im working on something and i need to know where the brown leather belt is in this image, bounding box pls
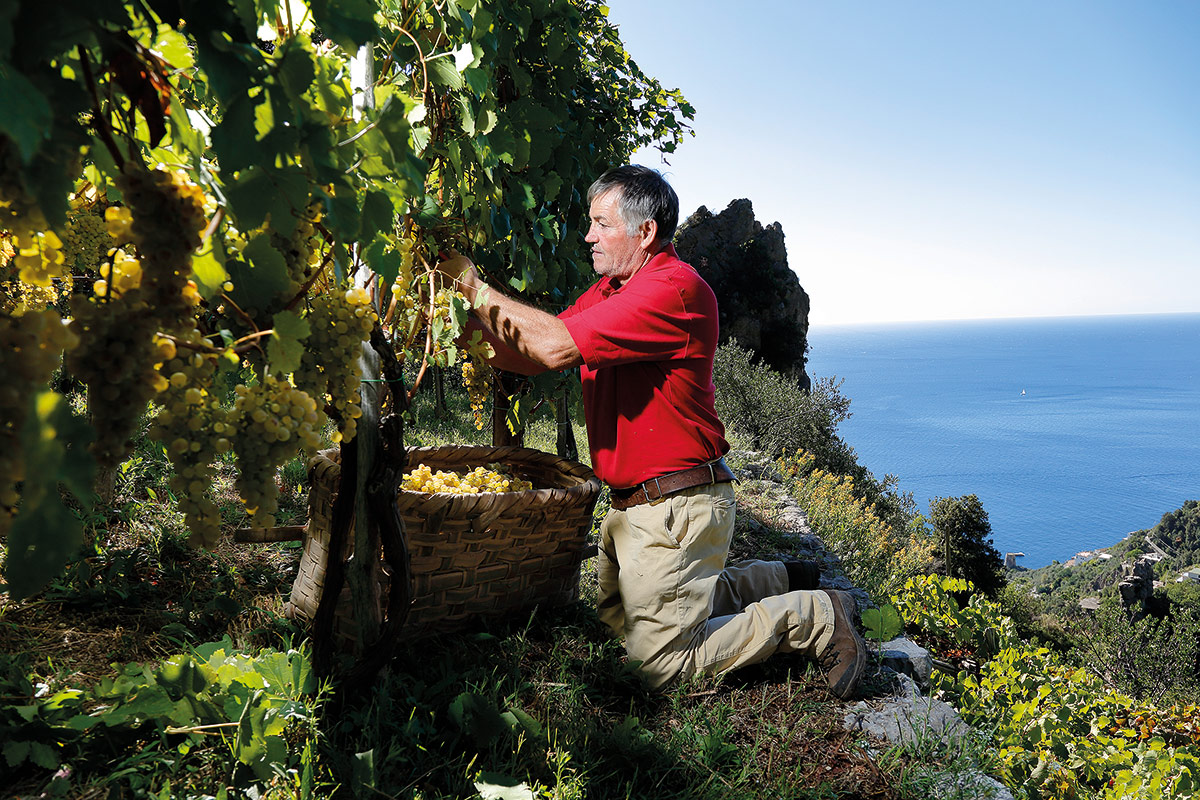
[608,458,735,511]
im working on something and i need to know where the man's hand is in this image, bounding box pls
[436,249,481,298]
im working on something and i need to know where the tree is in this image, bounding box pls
[929,494,1006,596]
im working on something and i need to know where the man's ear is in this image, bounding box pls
[637,218,658,249]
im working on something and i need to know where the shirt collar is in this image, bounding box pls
[598,244,679,297]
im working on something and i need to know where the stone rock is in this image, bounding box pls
[674,199,811,389]
[844,674,968,745]
[845,673,1014,799]
[1118,557,1156,609]
[880,637,934,688]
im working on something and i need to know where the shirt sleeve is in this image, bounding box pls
[561,267,702,369]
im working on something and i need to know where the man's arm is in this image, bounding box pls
[443,254,584,373]
[462,317,548,376]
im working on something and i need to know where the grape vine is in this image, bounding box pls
[0,0,693,603]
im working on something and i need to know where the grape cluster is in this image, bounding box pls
[114,167,206,317]
[294,287,375,443]
[61,210,110,272]
[229,376,322,530]
[1,244,63,314]
[0,308,79,536]
[460,359,491,431]
[388,238,420,340]
[147,330,229,547]
[270,201,323,304]
[8,231,66,287]
[91,248,143,299]
[66,167,208,467]
[66,290,164,466]
[401,463,533,494]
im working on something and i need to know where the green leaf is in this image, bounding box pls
[501,707,543,740]
[155,28,195,70]
[359,189,395,241]
[192,235,229,300]
[4,392,94,600]
[241,233,291,300]
[277,43,317,99]
[504,395,528,437]
[28,741,59,770]
[362,234,401,286]
[3,740,30,768]
[861,604,904,644]
[308,0,379,50]
[210,94,268,173]
[268,310,311,376]
[426,55,464,91]
[448,692,509,747]
[474,773,535,800]
[351,749,376,793]
[0,70,51,161]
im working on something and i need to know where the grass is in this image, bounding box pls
[0,381,987,799]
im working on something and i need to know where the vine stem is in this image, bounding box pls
[164,722,239,735]
[77,46,125,169]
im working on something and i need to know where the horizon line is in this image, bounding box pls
[809,309,1200,329]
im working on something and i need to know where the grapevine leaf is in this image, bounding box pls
[308,0,379,50]
[504,395,528,437]
[167,94,206,161]
[267,310,310,376]
[27,742,59,770]
[474,773,535,800]
[192,235,229,300]
[4,392,94,601]
[239,233,291,299]
[154,28,194,70]
[861,604,904,644]
[362,234,401,286]
[0,70,52,161]
[277,43,317,98]
[359,189,395,241]
[448,692,508,747]
[3,740,30,768]
[426,55,464,91]
[211,94,268,173]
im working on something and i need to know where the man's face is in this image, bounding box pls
[585,189,649,281]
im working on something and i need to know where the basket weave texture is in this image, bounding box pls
[287,445,602,643]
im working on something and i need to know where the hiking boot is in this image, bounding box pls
[817,590,867,699]
[784,559,820,591]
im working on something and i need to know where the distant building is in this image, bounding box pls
[1176,569,1200,584]
[1004,552,1025,569]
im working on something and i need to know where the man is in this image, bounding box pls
[442,165,866,697]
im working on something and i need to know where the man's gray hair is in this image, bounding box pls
[587,165,679,245]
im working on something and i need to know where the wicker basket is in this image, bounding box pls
[286,445,602,645]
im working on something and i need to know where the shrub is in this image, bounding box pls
[777,450,933,601]
[713,343,849,465]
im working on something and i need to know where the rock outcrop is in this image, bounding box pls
[1118,556,1157,612]
[674,199,811,389]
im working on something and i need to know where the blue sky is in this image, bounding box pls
[607,1,1200,325]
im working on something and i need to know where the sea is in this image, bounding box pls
[803,312,1200,568]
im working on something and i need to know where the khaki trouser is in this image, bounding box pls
[597,482,837,688]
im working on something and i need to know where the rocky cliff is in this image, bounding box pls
[674,199,811,389]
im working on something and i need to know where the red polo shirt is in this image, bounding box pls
[559,245,728,489]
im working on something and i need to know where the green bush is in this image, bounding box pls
[777,450,933,601]
[713,342,850,466]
